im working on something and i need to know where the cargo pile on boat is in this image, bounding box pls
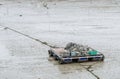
[63,42,99,57]
[48,42,104,64]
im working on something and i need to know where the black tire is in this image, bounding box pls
[54,56,59,60]
[58,59,64,64]
[53,55,57,60]
[101,55,105,61]
[48,50,53,57]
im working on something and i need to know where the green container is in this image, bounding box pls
[88,50,98,55]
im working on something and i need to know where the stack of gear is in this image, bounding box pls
[64,42,98,56]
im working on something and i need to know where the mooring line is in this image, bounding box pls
[79,63,100,79]
[1,26,55,48]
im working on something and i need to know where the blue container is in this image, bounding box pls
[63,58,72,62]
[79,58,88,61]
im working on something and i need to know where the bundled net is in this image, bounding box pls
[64,42,93,56]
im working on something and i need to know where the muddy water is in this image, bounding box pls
[0,0,120,79]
